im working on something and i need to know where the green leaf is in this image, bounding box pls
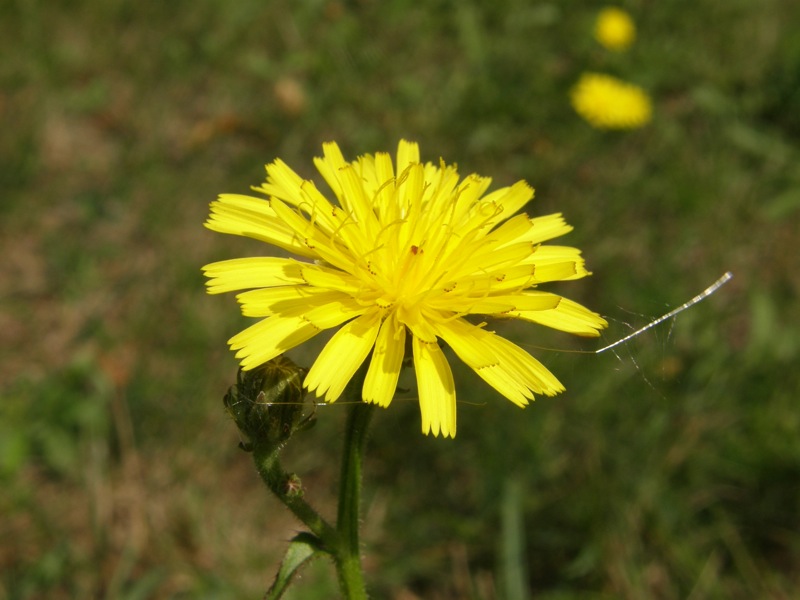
[265,532,325,600]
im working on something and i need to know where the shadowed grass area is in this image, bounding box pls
[2,0,799,598]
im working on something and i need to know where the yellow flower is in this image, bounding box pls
[594,7,636,51]
[203,141,606,438]
[571,72,652,129]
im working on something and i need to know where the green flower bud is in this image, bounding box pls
[223,355,315,452]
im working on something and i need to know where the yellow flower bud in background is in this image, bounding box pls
[571,72,652,129]
[594,7,636,51]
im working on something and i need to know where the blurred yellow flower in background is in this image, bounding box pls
[594,7,636,51]
[203,141,606,437]
[571,72,652,129]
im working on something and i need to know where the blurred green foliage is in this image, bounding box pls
[1,0,799,598]
[1,355,111,479]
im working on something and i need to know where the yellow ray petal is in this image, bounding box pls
[256,158,306,206]
[203,257,304,294]
[484,213,539,246]
[396,139,420,176]
[300,264,363,295]
[229,315,321,370]
[462,242,537,276]
[371,151,397,220]
[301,297,366,329]
[305,311,382,401]
[236,287,354,318]
[205,194,313,257]
[337,164,381,243]
[487,333,565,395]
[479,180,535,226]
[497,213,575,245]
[522,245,585,265]
[511,296,607,336]
[436,318,564,402]
[434,319,529,404]
[363,314,406,407]
[413,336,456,438]
[531,261,588,283]
[256,174,347,242]
[312,142,348,204]
[432,292,561,315]
[447,174,493,222]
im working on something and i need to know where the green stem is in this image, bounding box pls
[335,401,374,599]
[252,362,375,599]
[252,445,338,550]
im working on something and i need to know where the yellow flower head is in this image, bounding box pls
[203,141,607,438]
[594,7,636,51]
[571,72,652,129]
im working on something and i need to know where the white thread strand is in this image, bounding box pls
[596,271,733,354]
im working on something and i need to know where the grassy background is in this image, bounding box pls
[2,0,800,598]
